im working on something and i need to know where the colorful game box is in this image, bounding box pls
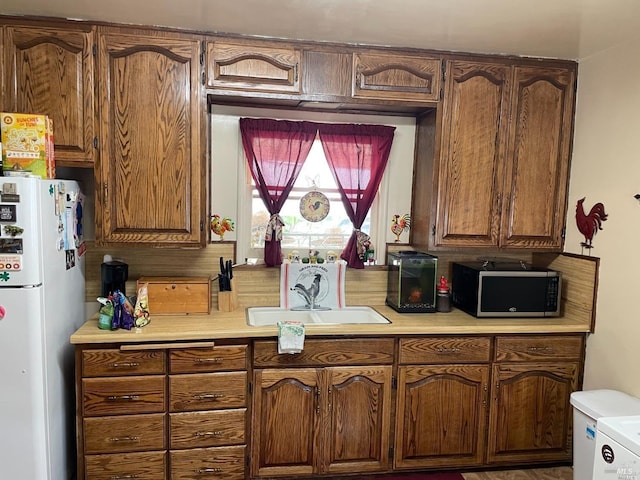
[1,113,55,178]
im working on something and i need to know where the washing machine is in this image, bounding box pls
[593,415,640,479]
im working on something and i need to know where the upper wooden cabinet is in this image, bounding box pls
[352,52,442,103]
[96,28,206,246]
[206,41,301,94]
[413,60,575,250]
[500,66,575,249]
[2,23,96,166]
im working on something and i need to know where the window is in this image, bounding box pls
[210,105,415,267]
[249,138,372,256]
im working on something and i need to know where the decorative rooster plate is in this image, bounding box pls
[300,191,330,222]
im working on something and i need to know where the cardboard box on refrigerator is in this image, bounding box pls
[0,113,55,178]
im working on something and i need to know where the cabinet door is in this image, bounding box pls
[501,66,575,249]
[3,24,96,166]
[353,52,441,103]
[395,365,489,469]
[97,29,206,246]
[433,61,512,248]
[323,366,392,475]
[487,362,578,464]
[207,41,301,93]
[251,368,321,478]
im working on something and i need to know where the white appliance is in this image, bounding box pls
[593,415,640,479]
[571,390,640,480]
[0,177,85,480]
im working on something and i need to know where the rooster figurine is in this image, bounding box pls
[391,214,411,242]
[211,214,235,241]
[575,197,608,253]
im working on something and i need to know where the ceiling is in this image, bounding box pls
[2,0,640,60]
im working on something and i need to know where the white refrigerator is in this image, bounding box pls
[0,177,86,480]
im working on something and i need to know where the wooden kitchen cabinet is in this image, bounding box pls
[352,52,442,103]
[96,27,207,246]
[2,21,96,167]
[76,342,249,480]
[500,66,575,249]
[413,60,576,250]
[251,338,394,477]
[168,344,249,480]
[78,348,168,480]
[428,60,512,248]
[206,40,301,94]
[486,335,584,465]
[395,337,491,469]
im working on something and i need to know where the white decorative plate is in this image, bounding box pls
[299,191,330,222]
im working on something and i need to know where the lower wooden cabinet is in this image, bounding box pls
[395,337,491,469]
[76,342,249,480]
[486,335,583,465]
[252,366,393,477]
[251,338,394,478]
[76,334,584,478]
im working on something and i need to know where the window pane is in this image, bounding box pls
[250,139,371,254]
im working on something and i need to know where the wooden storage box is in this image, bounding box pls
[137,276,211,315]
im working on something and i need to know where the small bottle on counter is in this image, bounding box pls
[436,276,451,313]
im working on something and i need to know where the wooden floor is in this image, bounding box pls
[462,466,573,480]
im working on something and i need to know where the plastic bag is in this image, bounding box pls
[134,283,150,327]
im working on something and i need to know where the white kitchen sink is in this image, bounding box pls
[246,306,390,326]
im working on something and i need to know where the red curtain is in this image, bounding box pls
[240,118,317,266]
[317,123,395,269]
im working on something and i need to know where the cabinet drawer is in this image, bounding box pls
[82,349,166,376]
[84,413,166,454]
[353,52,442,103]
[169,372,247,411]
[171,445,246,480]
[207,41,301,93]
[399,337,492,364]
[83,376,166,416]
[85,451,166,480]
[170,408,246,449]
[495,335,584,362]
[253,338,395,367]
[170,345,248,373]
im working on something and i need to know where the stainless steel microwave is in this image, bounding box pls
[451,261,561,318]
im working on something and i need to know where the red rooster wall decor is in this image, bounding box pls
[391,214,411,242]
[575,197,608,253]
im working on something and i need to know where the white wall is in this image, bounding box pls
[210,105,416,262]
[567,36,640,396]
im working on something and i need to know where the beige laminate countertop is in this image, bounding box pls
[70,305,591,344]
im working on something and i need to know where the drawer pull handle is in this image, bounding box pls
[195,357,224,363]
[107,395,140,402]
[110,435,140,443]
[110,362,140,368]
[528,346,553,352]
[194,431,223,437]
[435,348,460,354]
[194,393,224,400]
[195,467,223,474]
[110,475,139,480]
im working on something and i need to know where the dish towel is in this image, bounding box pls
[278,320,305,354]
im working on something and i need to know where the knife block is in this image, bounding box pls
[218,279,238,312]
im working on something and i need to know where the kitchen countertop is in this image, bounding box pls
[70,305,591,344]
